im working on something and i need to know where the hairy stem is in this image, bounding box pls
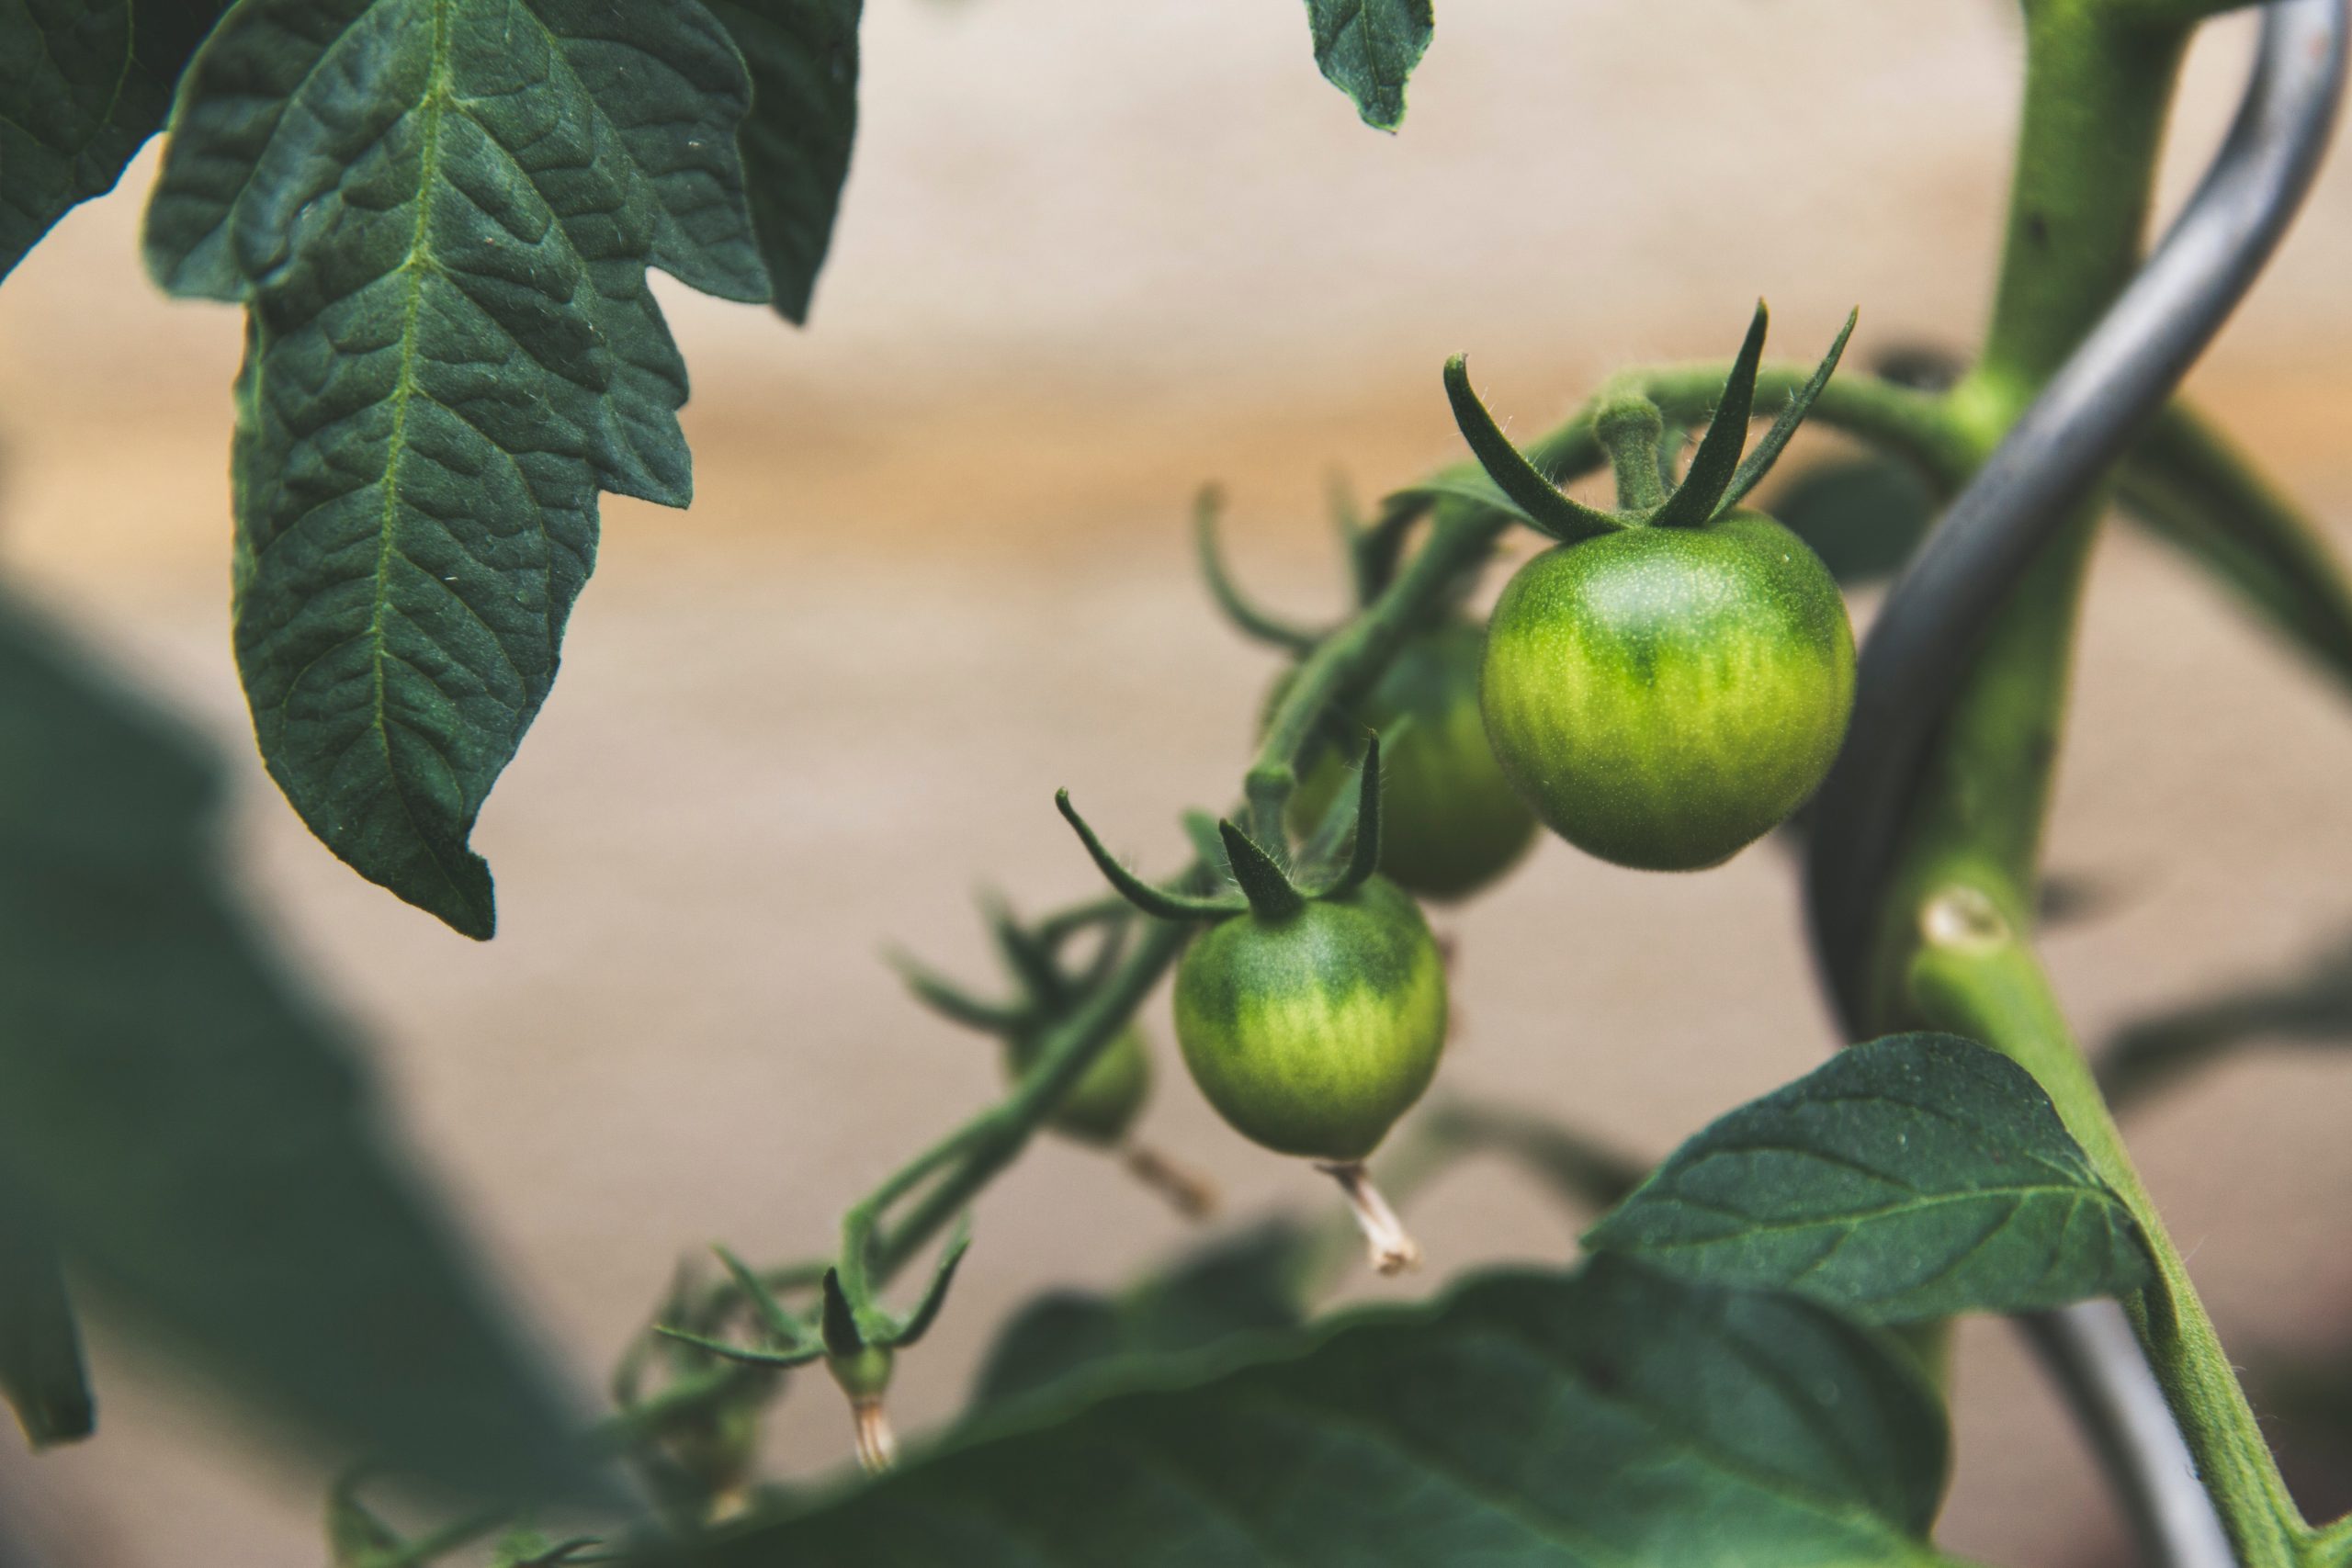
[1860,5,2310,1561]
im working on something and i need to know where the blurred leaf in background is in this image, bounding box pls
[700,1258,1954,1566]
[0,589,595,1503]
[969,1220,1309,1410]
[2099,921,2352,1110]
[1770,452,1941,586]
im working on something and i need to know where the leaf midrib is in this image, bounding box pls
[367,0,467,904]
[1629,1174,2118,1247]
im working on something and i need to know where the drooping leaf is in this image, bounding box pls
[0,588,594,1501]
[142,0,772,938]
[0,1183,91,1449]
[1587,1034,2149,1323]
[0,0,228,280]
[705,0,862,323]
[970,1221,1308,1409]
[1770,453,1940,585]
[2120,400,2352,704]
[698,1258,1953,1566]
[1304,0,1433,132]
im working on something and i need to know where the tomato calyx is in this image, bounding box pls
[1445,299,1859,545]
[1057,731,1387,926]
[650,1226,972,1474]
[1065,745,1448,1276]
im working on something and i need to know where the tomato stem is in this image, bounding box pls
[1317,1160,1421,1276]
[1121,1143,1219,1221]
[1850,5,2313,1561]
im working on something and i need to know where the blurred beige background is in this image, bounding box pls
[3,2,2352,1562]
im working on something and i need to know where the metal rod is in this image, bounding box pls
[1807,0,2346,1011]
[1802,6,2346,1565]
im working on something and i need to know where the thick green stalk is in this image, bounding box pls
[1863,6,2308,1561]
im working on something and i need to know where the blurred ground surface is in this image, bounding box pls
[3,3,2352,1563]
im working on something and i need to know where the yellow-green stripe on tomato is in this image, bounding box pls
[1172,877,1446,1161]
[1480,510,1855,872]
[1284,620,1539,901]
[1007,1023,1151,1147]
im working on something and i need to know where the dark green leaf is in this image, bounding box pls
[0,1184,91,1448]
[1770,454,1939,584]
[1305,0,1432,132]
[703,1258,1952,1566]
[0,588,594,1500]
[970,1221,1308,1409]
[142,0,771,937]
[2120,400,2352,703]
[0,0,228,280]
[1588,1034,2149,1322]
[706,0,862,324]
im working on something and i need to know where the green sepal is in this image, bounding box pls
[819,1268,865,1359]
[1195,487,1322,654]
[1721,309,1860,516]
[1651,301,1770,529]
[1057,792,1245,922]
[1442,358,1626,544]
[715,1245,820,1357]
[1384,469,1536,524]
[883,948,1027,1034]
[1292,717,1410,873]
[651,1325,822,1371]
[1310,731,1384,899]
[980,891,1064,1011]
[1216,821,1307,920]
[890,1216,972,1349]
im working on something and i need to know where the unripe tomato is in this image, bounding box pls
[1008,1023,1150,1147]
[662,1400,761,1498]
[1283,620,1539,901]
[1172,877,1446,1161]
[1480,511,1854,871]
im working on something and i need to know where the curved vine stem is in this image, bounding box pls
[621,346,1978,1487]
[1805,2,2346,1563]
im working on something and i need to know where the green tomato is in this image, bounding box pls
[1172,877,1446,1162]
[1008,1022,1150,1147]
[1283,620,1540,902]
[662,1399,761,1498]
[1480,510,1855,872]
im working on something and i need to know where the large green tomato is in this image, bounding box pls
[1172,877,1446,1162]
[1283,620,1539,901]
[1480,511,1854,872]
[1008,1023,1149,1147]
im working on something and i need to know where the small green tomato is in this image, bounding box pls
[1480,509,1855,871]
[1007,1022,1150,1147]
[1283,620,1540,901]
[1172,876,1446,1163]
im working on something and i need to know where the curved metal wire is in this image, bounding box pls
[1802,4,2346,1564]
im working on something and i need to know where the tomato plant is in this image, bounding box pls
[5,1,2352,1566]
